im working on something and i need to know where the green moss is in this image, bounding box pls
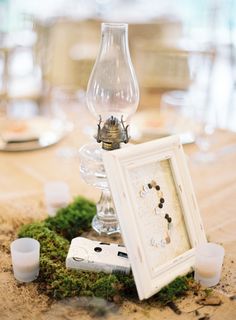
[155,275,191,305]
[18,197,136,300]
[44,196,96,241]
[91,275,119,300]
[204,288,213,296]
[18,222,69,260]
[17,196,193,304]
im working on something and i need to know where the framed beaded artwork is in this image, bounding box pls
[103,135,206,300]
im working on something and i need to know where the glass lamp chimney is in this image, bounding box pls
[86,23,139,150]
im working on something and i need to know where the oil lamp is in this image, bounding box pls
[79,22,139,235]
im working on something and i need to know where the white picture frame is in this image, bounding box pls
[102,135,206,300]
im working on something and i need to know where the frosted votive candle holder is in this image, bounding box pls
[10,237,40,282]
[44,181,70,216]
[194,242,225,287]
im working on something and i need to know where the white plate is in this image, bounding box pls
[130,110,195,145]
[0,117,72,152]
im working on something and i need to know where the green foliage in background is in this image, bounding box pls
[18,196,192,303]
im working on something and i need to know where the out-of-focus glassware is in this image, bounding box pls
[191,97,216,163]
[160,90,188,130]
[160,90,195,144]
[44,180,70,217]
[188,49,217,164]
[80,22,139,235]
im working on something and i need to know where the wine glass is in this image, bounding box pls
[160,90,195,144]
[188,44,217,163]
[190,92,216,163]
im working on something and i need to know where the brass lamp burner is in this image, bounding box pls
[96,115,129,151]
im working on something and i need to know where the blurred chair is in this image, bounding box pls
[35,18,100,93]
[132,42,191,90]
[128,19,190,109]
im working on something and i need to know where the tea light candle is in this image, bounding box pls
[44,181,70,216]
[10,238,40,282]
[194,242,225,287]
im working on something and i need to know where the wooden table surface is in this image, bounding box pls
[0,110,236,320]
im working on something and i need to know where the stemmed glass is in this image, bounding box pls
[188,47,217,163]
[189,62,217,164]
[192,108,216,163]
[160,90,195,144]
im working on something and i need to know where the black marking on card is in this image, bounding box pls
[117,251,128,258]
[73,257,84,262]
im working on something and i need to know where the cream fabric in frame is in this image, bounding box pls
[103,135,206,300]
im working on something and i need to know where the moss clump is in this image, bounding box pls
[18,222,69,260]
[204,287,213,297]
[19,222,136,299]
[18,196,137,300]
[18,196,193,303]
[155,275,191,305]
[45,196,96,241]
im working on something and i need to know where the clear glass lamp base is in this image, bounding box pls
[79,143,120,235]
[93,190,120,235]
